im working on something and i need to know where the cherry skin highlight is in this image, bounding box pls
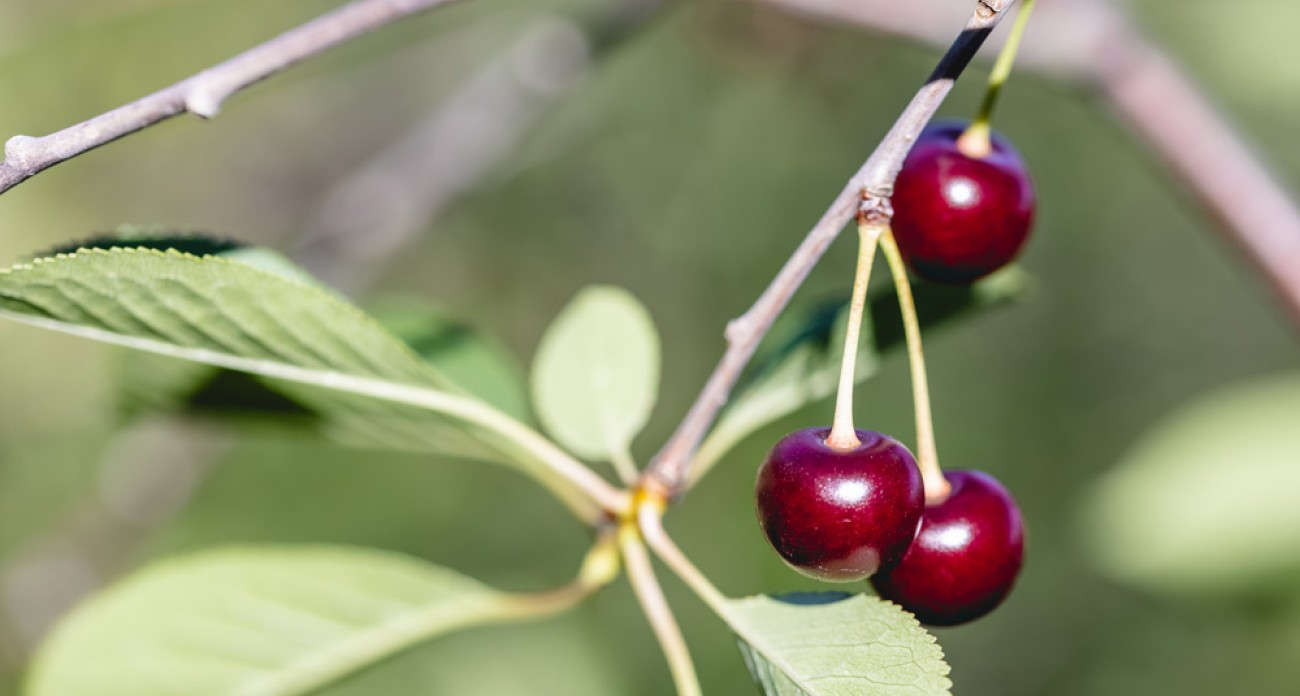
[891,120,1035,283]
[870,470,1024,626]
[755,428,924,582]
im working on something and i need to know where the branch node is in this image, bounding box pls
[184,80,223,120]
[977,1,997,20]
[3,136,38,169]
[858,191,894,226]
[724,316,750,343]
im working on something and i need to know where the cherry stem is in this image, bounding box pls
[878,229,951,504]
[826,222,886,450]
[620,513,703,696]
[957,0,1037,158]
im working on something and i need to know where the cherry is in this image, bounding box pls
[755,427,924,582]
[870,470,1024,626]
[890,120,1035,284]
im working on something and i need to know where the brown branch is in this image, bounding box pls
[759,0,1300,325]
[1091,22,1300,326]
[641,0,1018,500]
[760,0,1107,77]
[0,0,464,197]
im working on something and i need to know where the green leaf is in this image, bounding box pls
[368,297,531,423]
[26,546,584,696]
[531,286,660,463]
[1082,372,1300,597]
[693,268,1028,485]
[107,238,325,422]
[726,593,951,695]
[0,248,601,520]
[121,297,531,428]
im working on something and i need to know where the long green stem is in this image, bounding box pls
[878,231,950,504]
[620,517,703,696]
[826,222,885,450]
[958,0,1038,157]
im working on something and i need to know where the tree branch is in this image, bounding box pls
[758,0,1300,325]
[1090,21,1300,326]
[0,0,464,197]
[641,0,1018,499]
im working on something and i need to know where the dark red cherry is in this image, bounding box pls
[755,427,924,582]
[870,470,1024,626]
[891,120,1035,283]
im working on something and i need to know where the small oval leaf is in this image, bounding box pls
[1082,373,1300,597]
[531,286,661,462]
[726,592,951,695]
[26,546,581,696]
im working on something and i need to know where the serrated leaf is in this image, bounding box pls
[121,296,531,428]
[0,248,600,520]
[1082,372,1300,597]
[531,286,660,462]
[725,593,951,695]
[693,268,1028,485]
[26,546,584,696]
[32,228,246,259]
[108,238,325,422]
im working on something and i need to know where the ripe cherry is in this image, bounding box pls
[870,470,1024,626]
[891,120,1035,283]
[755,427,924,582]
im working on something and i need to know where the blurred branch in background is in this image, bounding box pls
[761,0,1300,327]
[0,0,666,660]
[293,0,664,293]
[292,17,594,293]
[0,0,464,197]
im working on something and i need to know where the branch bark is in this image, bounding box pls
[641,0,1018,500]
[0,0,463,197]
[759,0,1300,325]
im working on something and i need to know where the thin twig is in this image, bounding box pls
[642,0,1017,499]
[0,0,464,197]
[759,0,1300,325]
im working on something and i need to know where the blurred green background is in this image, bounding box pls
[0,0,1298,694]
